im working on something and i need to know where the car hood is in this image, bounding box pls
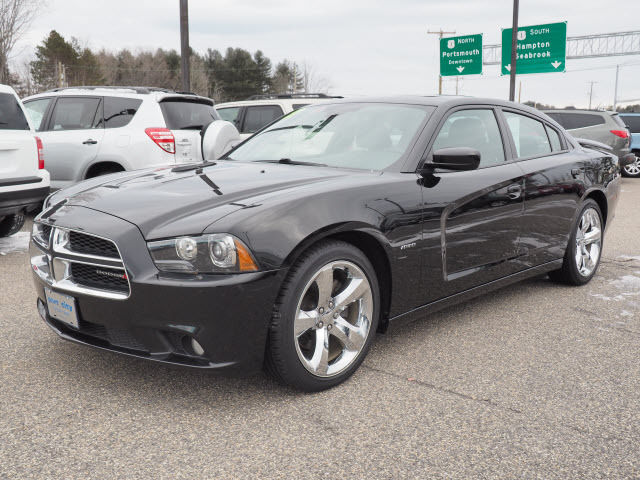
[57,161,349,239]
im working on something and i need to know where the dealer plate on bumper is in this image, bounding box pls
[44,288,79,329]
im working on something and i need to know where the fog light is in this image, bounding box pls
[191,338,205,356]
[37,299,47,321]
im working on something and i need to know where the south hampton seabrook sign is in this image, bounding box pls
[501,22,567,75]
[440,34,483,76]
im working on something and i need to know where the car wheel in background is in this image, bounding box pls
[265,240,380,391]
[0,213,26,238]
[622,154,640,177]
[549,199,603,285]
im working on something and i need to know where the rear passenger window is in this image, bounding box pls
[432,109,505,167]
[50,97,101,130]
[217,107,241,124]
[103,97,142,128]
[24,98,52,131]
[548,112,605,130]
[504,112,551,158]
[243,105,284,133]
[546,126,563,151]
[0,93,30,130]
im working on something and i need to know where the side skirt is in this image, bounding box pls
[387,259,563,329]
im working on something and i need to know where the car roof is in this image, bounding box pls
[23,86,213,104]
[544,109,616,116]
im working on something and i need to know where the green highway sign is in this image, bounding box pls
[440,34,483,77]
[501,22,567,75]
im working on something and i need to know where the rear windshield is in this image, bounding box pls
[159,99,219,130]
[0,92,30,130]
[620,115,640,133]
[545,112,605,130]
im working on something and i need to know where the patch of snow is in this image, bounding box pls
[0,232,30,255]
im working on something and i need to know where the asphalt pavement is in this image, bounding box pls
[1,180,639,479]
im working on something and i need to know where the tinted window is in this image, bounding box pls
[546,112,605,130]
[242,105,284,133]
[432,109,505,167]
[0,93,30,130]
[50,97,101,130]
[159,99,219,130]
[229,103,433,171]
[23,98,52,131]
[546,125,563,151]
[217,107,241,124]
[620,115,640,134]
[504,112,551,158]
[103,96,142,128]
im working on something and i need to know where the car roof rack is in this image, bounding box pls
[45,86,197,95]
[244,93,343,100]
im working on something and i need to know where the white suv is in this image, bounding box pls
[215,94,343,140]
[23,87,223,190]
[0,84,49,237]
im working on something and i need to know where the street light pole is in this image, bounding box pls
[180,0,190,92]
[428,28,456,95]
[508,0,519,101]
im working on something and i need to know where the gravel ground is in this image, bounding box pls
[1,179,639,479]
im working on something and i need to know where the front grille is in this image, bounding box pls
[41,224,52,243]
[79,321,148,352]
[69,231,119,258]
[70,263,129,293]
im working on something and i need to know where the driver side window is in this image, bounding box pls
[433,109,505,167]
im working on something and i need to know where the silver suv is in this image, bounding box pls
[23,86,223,190]
[544,109,631,173]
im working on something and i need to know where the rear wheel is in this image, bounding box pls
[265,241,379,391]
[622,153,640,177]
[0,213,25,238]
[549,199,603,285]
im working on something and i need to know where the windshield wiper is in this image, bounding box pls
[255,158,327,167]
[172,160,217,172]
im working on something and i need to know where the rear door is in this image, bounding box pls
[159,97,219,164]
[38,96,104,189]
[0,91,37,182]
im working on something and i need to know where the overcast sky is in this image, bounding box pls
[11,0,640,108]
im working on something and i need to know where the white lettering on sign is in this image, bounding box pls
[530,27,550,36]
[517,42,551,51]
[441,49,480,58]
[456,37,475,44]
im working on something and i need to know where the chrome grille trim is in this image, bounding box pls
[31,223,131,300]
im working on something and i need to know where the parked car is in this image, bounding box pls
[22,86,227,190]
[31,96,620,391]
[617,113,640,177]
[215,93,343,140]
[543,109,632,175]
[0,84,49,237]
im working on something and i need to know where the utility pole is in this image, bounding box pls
[613,65,620,111]
[455,76,459,95]
[518,81,522,103]
[588,81,598,109]
[508,0,519,101]
[179,0,190,92]
[56,61,65,88]
[428,28,456,95]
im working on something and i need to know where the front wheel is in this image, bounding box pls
[549,199,603,285]
[265,241,380,391]
[622,154,640,178]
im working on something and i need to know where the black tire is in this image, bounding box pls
[622,154,640,178]
[265,240,380,392]
[548,199,603,285]
[0,213,26,238]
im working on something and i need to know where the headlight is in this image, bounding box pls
[147,234,258,274]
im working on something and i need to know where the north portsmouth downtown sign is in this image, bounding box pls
[440,34,483,77]
[501,22,567,75]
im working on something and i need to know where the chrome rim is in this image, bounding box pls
[575,207,602,277]
[294,261,373,378]
[624,156,640,176]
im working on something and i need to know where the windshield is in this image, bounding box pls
[227,102,434,170]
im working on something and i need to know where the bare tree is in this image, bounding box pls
[0,0,42,83]
[301,61,332,94]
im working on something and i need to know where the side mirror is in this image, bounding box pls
[201,120,242,161]
[422,147,481,172]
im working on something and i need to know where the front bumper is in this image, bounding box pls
[30,204,285,374]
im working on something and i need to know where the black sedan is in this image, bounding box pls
[30,96,621,391]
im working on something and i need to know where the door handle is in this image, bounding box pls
[82,139,98,145]
[507,184,522,200]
